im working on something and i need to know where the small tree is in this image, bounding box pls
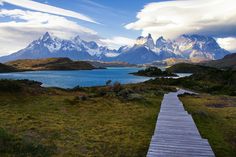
[106,80,112,86]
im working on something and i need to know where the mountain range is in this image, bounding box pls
[0,32,230,64]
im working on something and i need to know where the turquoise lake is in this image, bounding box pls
[0,67,150,88]
[0,67,191,88]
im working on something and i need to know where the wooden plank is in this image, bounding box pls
[146,89,215,157]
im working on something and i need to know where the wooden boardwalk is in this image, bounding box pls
[147,89,215,157]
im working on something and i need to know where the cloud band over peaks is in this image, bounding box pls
[125,0,236,40]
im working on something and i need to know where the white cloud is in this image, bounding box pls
[125,0,236,40]
[0,9,99,56]
[217,37,236,52]
[0,0,3,5]
[100,36,135,49]
[2,0,97,23]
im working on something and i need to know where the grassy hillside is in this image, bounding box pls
[0,79,174,157]
[0,63,18,73]
[180,94,236,157]
[166,53,236,73]
[201,53,236,70]
[149,68,236,95]
[166,63,216,73]
[6,58,96,71]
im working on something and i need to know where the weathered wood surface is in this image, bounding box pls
[147,89,215,157]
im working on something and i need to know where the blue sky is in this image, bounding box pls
[0,0,236,55]
[2,0,162,38]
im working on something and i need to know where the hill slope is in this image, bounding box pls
[0,63,18,73]
[166,63,217,73]
[201,53,236,70]
[6,58,96,71]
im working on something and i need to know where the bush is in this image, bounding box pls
[95,87,110,97]
[112,81,122,93]
[117,88,134,99]
[72,85,81,91]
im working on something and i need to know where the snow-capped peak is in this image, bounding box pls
[156,36,167,47]
[40,32,53,42]
[73,35,82,44]
[135,33,154,49]
[146,33,155,49]
[0,32,230,64]
[135,36,146,45]
[118,45,130,52]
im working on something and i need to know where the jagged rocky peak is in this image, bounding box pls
[26,32,56,50]
[40,32,53,41]
[85,41,99,49]
[118,45,130,53]
[146,33,155,49]
[156,36,165,42]
[179,34,215,44]
[135,36,146,45]
[135,33,154,49]
[182,34,209,40]
[177,34,221,50]
[0,32,230,64]
[73,35,82,44]
[147,33,152,38]
[156,36,167,48]
[42,31,50,38]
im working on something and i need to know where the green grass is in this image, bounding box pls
[180,94,236,157]
[0,82,165,157]
[0,128,55,157]
[4,78,236,156]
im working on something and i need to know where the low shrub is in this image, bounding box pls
[117,88,134,99]
[112,81,122,93]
